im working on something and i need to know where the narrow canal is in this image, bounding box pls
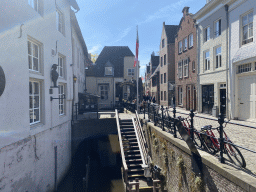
[57,135,125,192]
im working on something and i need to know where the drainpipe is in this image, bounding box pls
[225,5,229,119]
[195,23,200,112]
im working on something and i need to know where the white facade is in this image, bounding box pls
[0,0,84,191]
[194,0,230,116]
[229,0,256,121]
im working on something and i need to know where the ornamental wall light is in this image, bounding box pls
[73,75,77,83]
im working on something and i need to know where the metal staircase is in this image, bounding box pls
[116,110,159,192]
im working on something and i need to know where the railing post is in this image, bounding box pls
[76,103,78,120]
[173,97,177,138]
[189,109,194,141]
[148,102,150,118]
[219,99,225,164]
[144,102,146,119]
[97,103,99,119]
[161,105,164,131]
[154,105,157,126]
[135,178,139,192]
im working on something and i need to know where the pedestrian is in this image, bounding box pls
[152,96,156,103]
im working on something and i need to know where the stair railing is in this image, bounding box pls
[115,109,128,184]
[133,110,149,166]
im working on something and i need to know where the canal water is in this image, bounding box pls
[57,135,125,192]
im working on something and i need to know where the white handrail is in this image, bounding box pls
[115,109,128,182]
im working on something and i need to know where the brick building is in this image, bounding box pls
[159,23,178,106]
[175,7,197,111]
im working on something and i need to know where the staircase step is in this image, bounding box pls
[128,164,142,168]
[125,155,141,159]
[128,169,144,173]
[125,150,140,153]
[126,159,142,163]
[121,131,135,134]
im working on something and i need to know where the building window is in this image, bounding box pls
[183,37,188,51]
[161,74,163,84]
[205,51,210,70]
[58,84,65,115]
[99,85,108,100]
[215,46,222,68]
[164,73,166,83]
[178,61,183,79]
[58,54,65,78]
[128,68,135,76]
[237,63,252,74]
[56,8,64,35]
[192,61,196,72]
[189,33,193,48]
[164,54,166,65]
[28,0,38,11]
[105,67,113,76]
[178,41,182,53]
[205,27,210,41]
[164,91,166,101]
[215,19,221,37]
[242,12,253,45]
[178,87,183,105]
[183,59,188,77]
[161,57,163,67]
[161,91,163,100]
[162,39,165,48]
[29,80,40,124]
[28,40,40,72]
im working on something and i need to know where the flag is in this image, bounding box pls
[134,26,139,67]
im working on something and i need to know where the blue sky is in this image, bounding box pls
[75,0,206,76]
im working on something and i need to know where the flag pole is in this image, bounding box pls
[136,26,139,112]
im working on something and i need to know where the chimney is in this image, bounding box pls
[182,7,190,16]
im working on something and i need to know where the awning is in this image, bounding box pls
[232,45,256,64]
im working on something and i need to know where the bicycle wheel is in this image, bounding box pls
[202,135,218,154]
[193,132,203,148]
[225,144,246,168]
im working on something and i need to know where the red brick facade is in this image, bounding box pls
[175,7,197,111]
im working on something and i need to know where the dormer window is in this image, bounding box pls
[105,67,113,75]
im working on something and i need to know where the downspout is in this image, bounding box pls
[195,23,200,112]
[225,5,229,119]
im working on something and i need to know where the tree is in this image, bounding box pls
[90,53,99,63]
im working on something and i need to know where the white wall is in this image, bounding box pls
[0,0,78,190]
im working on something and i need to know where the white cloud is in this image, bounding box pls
[139,0,192,25]
[113,27,132,43]
[88,44,102,54]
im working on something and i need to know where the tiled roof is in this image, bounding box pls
[87,46,134,77]
[165,25,179,44]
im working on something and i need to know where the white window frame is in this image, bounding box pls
[128,68,135,76]
[105,67,113,76]
[99,85,108,100]
[215,46,222,68]
[183,37,188,51]
[183,59,188,77]
[178,61,183,79]
[189,33,193,48]
[58,84,65,115]
[237,63,252,74]
[215,19,221,37]
[56,7,65,35]
[28,0,38,12]
[241,11,253,45]
[29,80,40,125]
[58,54,65,78]
[204,51,210,71]
[178,41,182,53]
[28,40,40,72]
[205,26,210,41]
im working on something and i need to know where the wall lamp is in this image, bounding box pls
[73,75,77,83]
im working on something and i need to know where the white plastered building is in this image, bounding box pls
[0,0,88,191]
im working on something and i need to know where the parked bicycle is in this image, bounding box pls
[177,115,203,149]
[200,123,246,168]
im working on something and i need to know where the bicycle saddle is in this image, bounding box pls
[201,125,212,131]
[177,116,185,121]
